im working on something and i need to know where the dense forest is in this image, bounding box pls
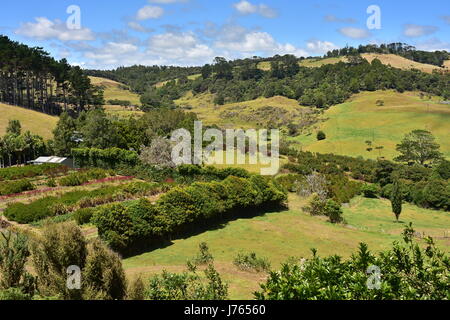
[326,42,450,67]
[0,35,104,115]
[137,54,450,110]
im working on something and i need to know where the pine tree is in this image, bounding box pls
[391,179,402,222]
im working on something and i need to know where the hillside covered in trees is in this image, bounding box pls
[0,36,104,116]
[325,43,450,67]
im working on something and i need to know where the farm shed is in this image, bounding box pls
[29,156,74,168]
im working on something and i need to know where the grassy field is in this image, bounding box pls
[292,90,450,160]
[175,92,311,129]
[123,194,450,299]
[257,57,347,71]
[89,76,142,106]
[361,53,446,74]
[0,103,58,139]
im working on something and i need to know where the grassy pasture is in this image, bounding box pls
[292,90,450,160]
[175,92,310,129]
[89,76,141,106]
[361,53,446,73]
[0,103,58,139]
[123,193,450,299]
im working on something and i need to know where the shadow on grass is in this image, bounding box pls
[121,204,289,258]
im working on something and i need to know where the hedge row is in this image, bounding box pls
[0,164,64,181]
[92,175,287,252]
[72,147,139,169]
[117,164,251,184]
[58,168,109,186]
[0,179,35,196]
[4,181,167,224]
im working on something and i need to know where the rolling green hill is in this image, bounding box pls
[89,76,142,106]
[291,90,450,160]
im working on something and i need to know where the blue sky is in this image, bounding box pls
[1,0,449,69]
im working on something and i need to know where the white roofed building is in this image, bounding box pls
[29,156,74,168]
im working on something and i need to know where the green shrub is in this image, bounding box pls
[275,174,304,193]
[0,179,35,196]
[46,178,57,188]
[189,242,214,266]
[361,184,380,198]
[91,203,134,251]
[73,208,96,225]
[0,164,61,181]
[233,252,271,273]
[317,131,326,141]
[4,185,122,224]
[58,173,87,187]
[324,200,344,224]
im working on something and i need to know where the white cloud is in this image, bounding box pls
[233,1,278,18]
[324,15,356,23]
[306,40,338,54]
[128,21,154,33]
[415,38,450,52]
[136,6,164,20]
[148,32,215,64]
[15,17,94,41]
[338,27,371,39]
[403,24,438,37]
[215,31,307,57]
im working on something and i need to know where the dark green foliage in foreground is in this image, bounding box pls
[255,224,450,300]
[29,222,127,300]
[92,175,287,252]
[146,244,228,300]
[0,232,34,296]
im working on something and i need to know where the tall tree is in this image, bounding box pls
[394,130,444,166]
[52,112,78,157]
[391,179,403,222]
[6,120,21,136]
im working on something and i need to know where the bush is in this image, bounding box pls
[324,200,344,224]
[0,164,61,181]
[0,179,35,196]
[73,208,96,225]
[82,239,127,300]
[317,131,326,141]
[58,173,87,187]
[46,178,57,188]
[274,174,304,193]
[361,184,380,198]
[189,242,214,266]
[233,252,271,273]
